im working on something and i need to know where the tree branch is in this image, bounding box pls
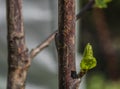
[57,0,76,88]
[29,0,95,59]
[76,0,94,20]
[7,0,30,89]
[30,30,58,59]
[93,8,119,80]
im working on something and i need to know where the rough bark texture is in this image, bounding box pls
[57,0,80,89]
[7,0,30,89]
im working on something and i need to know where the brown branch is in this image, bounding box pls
[57,0,77,89]
[5,0,95,89]
[7,0,30,89]
[29,0,94,59]
[93,8,118,80]
[30,30,58,59]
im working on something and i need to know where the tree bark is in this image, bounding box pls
[56,0,80,89]
[6,0,85,89]
[7,0,30,89]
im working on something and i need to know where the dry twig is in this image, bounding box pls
[30,30,58,59]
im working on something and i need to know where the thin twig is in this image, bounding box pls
[29,0,95,59]
[30,30,58,59]
[76,0,94,20]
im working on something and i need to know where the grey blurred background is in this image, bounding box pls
[0,0,84,89]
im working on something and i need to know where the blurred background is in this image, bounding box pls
[79,0,120,89]
[0,0,120,89]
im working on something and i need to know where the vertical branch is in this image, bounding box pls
[57,0,80,89]
[93,8,118,80]
[7,0,30,89]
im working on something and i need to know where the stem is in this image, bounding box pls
[6,0,30,89]
[57,0,80,89]
[5,0,94,89]
[30,30,58,59]
[76,0,94,20]
[29,0,95,58]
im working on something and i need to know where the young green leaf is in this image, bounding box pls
[94,0,112,8]
[80,43,97,72]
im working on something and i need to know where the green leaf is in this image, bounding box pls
[80,43,97,72]
[94,0,112,8]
